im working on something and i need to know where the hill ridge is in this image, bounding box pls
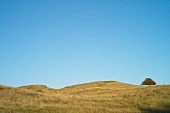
[0,80,170,113]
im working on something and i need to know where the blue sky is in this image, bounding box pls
[0,0,170,88]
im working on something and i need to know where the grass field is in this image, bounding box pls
[0,81,170,113]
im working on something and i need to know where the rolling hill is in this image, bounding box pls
[0,81,170,113]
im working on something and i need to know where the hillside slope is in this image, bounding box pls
[0,81,170,113]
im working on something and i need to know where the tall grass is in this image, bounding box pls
[0,81,170,113]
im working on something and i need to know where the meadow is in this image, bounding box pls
[0,81,170,113]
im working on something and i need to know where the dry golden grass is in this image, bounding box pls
[0,81,170,113]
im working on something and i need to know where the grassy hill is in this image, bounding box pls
[0,81,170,113]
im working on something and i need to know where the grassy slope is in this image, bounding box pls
[0,81,170,113]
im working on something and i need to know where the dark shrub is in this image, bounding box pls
[141,78,156,85]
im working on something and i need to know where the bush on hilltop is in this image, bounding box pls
[141,78,156,85]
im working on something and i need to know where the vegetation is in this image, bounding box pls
[0,81,170,113]
[141,78,156,85]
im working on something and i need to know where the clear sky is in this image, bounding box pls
[0,0,170,88]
